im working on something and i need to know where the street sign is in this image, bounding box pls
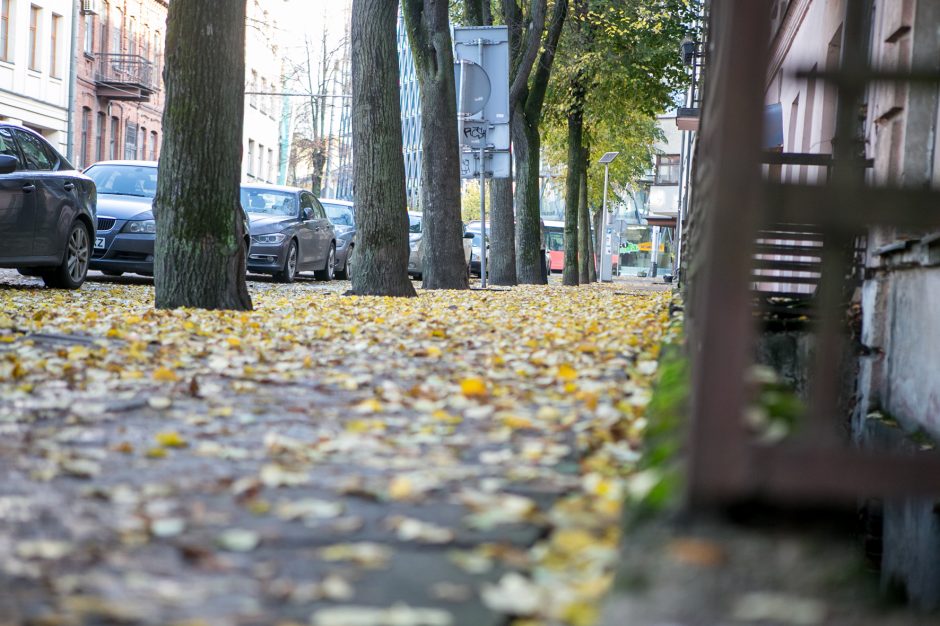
[453,25,510,288]
[460,150,511,179]
[453,26,509,130]
[453,61,491,117]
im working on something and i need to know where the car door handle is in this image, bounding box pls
[64,182,75,191]
[22,184,35,193]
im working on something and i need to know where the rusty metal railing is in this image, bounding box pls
[685,0,940,507]
[95,53,157,92]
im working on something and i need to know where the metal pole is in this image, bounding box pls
[477,39,488,288]
[600,164,612,281]
[479,146,487,287]
[66,1,80,163]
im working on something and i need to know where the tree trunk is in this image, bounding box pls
[309,145,326,196]
[562,87,584,286]
[154,0,251,311]
[403,0,468,290]
[513,0,567,285]
[466,0,513,285]
[592,204,601,282]
[577,164,591,283]
[513,106,544,284]
[349,0,416,297]
[489,176,516,285]
[463,0,484,25]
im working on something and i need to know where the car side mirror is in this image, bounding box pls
[303,207,314,220]
[463,232,474,239]
[0,155,18,175]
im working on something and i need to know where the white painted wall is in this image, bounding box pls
[0,0,74,152]
[241,0,283,184]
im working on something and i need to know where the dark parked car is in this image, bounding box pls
[0,124,96,289]
[86,160,251,277]
[85,160,159,276]
[321,198,355,280]
[243,184,336,282]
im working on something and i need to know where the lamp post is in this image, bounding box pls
[598,151,619,282]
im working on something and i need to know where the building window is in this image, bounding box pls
[655,154,680,185]
[128,16,136,57]
[96,112,105,162]
[80,107,91,168]
[0,0,11,62]
[83,12,95,56]
[111,7,122,56]
[260,78,268,114]
[150,130,157,160]
[124,122,137,160]
[50,14,62,78]
[140,126,146,160]
[28,5,41,71]
[250,70,258,108]
[268,148,274,181]
[100,1,109,54]
[153,30,161,81]
[247,140,255,176]
[258,144,264,180]
[109,115,119,159]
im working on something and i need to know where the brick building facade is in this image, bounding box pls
[72,0,167,169]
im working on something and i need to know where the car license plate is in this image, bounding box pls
[94,237,106,250]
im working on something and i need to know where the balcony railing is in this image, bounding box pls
[94,54,158,99]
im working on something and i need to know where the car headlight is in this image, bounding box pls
[123,219,156,234]
[251,233,287,245]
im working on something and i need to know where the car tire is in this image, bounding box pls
[335,244,352,280]
[42,220,91,289]
[315,244,335,281]
[101,270,123,277]
[274,240,298,283]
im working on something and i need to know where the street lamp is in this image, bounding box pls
[598,151,619,282]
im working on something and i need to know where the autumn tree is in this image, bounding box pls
[507,0,567,285]
[545,0,695,283]
[460,0,524,287]
[286,30,347,196]
[154,0,251,311]
[403,0,468,290]
[348,0,416,297]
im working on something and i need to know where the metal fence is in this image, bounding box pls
[685,0,940,507]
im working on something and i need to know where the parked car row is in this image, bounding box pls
[408,211,474,279]
[0,132,472,290]
[83,161,355,285]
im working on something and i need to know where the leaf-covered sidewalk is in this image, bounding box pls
[0,275,670,626]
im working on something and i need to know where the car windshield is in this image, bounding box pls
[323,202,354,227]
[85,164,158,198]
[241,188,297,217]
[409,214,422,234]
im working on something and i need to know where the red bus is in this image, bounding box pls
[543,220,618,274]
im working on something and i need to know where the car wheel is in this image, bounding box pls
[315,244,335,281]
[42,221,90,289]
[101,270,123,277]
[335,245,352,280]
[274,240,298,283]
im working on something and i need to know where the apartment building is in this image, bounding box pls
[0,0,74,153]
[72,0,167,169]
[242,0,281,184]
